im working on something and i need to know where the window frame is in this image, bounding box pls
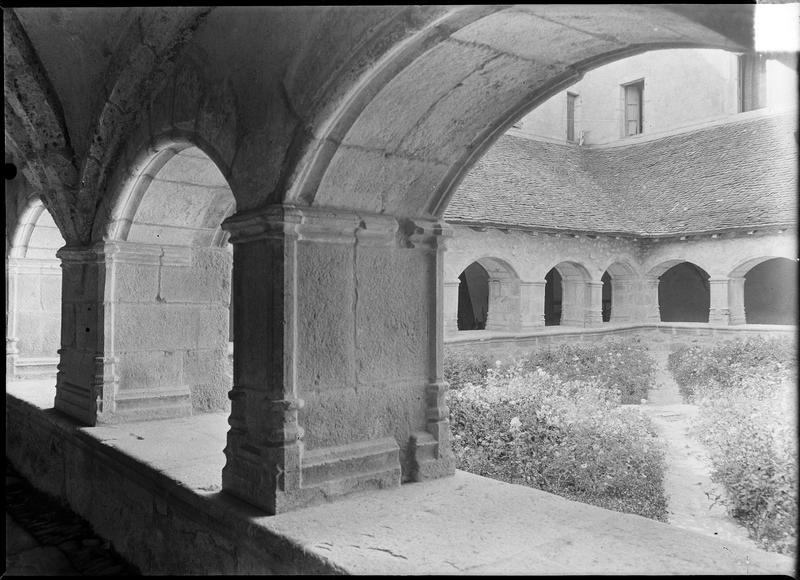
[622,79,644,137]
[566,92,578,142]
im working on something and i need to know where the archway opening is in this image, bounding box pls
[744,257,798,324]
[105,145,235,419]
[7,201,65,380]
[457,262,489,330]
[658,262,710,322]
[601,271,612,323]
[544,268,563,326]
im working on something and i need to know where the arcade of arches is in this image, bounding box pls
[444,226,796,335]
[4,5,796,533]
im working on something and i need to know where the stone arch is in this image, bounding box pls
[90,141,236,421]
[602,260,638,324]
[74,8,216,246]
[6,197,65,379]
[655,261,710,322]
[4,9,80,242]
[545,260,592,327]
[733,257,798,325]
[457,256,520,332]
[284,5,747,219]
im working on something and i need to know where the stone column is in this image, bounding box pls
[609,275,635,323]
[54,245,115,426]
[708,277,731,325]
[519,281,545,331]
[220,206,453,515]
[443,279,460,336]
[728,276,747,325]
[641,276,661,323]
[584,280,604,327]
[560,276,585,327]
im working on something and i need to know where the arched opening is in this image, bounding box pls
[456,258,520,331]
[601,271,612,322]
[544,268,563,326]
[744,257,798,324]
[102,145,235,420]
[457,262,488,330]
[544,261,592,327]
[658,262,710,322]
[6,200,65,379]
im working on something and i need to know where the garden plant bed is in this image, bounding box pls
[446,339,668,521]
[668,337,798,555]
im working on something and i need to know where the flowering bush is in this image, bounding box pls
[668,337,797,554]
[443,347,496,390]
[448,361,668,521]
[520,339,656,404]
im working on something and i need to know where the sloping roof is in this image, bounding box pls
[444,112,798,236]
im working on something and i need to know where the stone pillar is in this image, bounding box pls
[443,279,460,336]
[584,280,604,327]
[641,277,661,323]
[728,276,747,325]
[560,276,585,327]
[6,259,20,378]
[6,257,62,379]
[54,245,113,426]
[104,240,231,420]
[609,275,635,323]
[708,277,731,325]
[485,278,519,332]
[220,206,453,515]
[519,281,545,331]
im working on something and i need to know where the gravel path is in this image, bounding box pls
[639,349,760,550]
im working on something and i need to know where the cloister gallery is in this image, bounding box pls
[4,5,797,574]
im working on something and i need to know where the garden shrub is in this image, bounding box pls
[668,336,797,555]
[443,347,496,390]
[520,339,656,404]
[448,361,668,521]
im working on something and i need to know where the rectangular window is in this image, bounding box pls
[738,53,766,112]
[566,92,577,142]
[623,80,644,136]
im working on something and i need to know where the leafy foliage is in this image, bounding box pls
[668,337,797,554]
[520,339,655,404]
[447,346,668,522]
[443,347,496,390]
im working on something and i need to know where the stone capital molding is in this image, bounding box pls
[221,204,450,249]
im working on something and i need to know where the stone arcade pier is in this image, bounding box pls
[6,380,794,575]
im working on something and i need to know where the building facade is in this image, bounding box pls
[444,49,797,338]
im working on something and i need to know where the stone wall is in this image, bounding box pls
[513,48,797,145]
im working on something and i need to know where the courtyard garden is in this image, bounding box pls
[668,337,798,555]
[445,339,669,521]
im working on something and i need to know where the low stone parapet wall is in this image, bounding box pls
[445,323,796,355]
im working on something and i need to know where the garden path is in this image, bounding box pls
[639,348,761,550]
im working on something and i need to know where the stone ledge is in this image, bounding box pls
[5,381,795,575]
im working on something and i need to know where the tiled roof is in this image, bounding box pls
[444,112,797,236]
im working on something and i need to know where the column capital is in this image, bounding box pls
[222,204,450,250]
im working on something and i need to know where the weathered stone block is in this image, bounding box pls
[160,248,231,304]
[15,275,42,310]
[355,247,430,383]
[296,241,355,393]
[39,274,63,312]
[114,262,160,302]
[300,381,424,454]
[115,350,184,392]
